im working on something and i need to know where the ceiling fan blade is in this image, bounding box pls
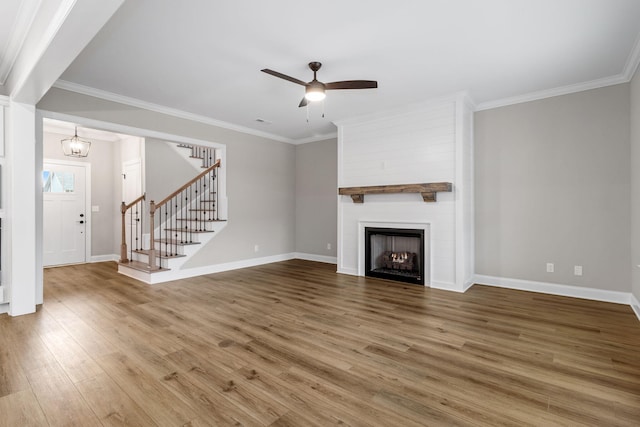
[325,80,378,90]
[298,97,308,108]
[261,69,308,86]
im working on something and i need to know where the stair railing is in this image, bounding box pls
[120,193,146,263]
[180,143,216,168]
[149,159,221,266]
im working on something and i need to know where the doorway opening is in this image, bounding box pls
[42,118,145,266]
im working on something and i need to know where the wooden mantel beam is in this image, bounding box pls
[338,182,452,203]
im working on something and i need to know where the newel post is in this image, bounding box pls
[119,201,128,263]
[148,200,157,270]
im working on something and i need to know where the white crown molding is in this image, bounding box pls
[40,109,226,151]
[0,95,8,106]
[475,74,629,111]
[474,274,631,305]
[53,80,297,144]
[0,0,42,85]
[43,119,124,143]
[292,132,338,145]
[477,34,640,112]
[623,32,640,81]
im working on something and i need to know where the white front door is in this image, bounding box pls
[43,162,88,266]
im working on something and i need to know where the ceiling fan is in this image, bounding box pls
[261,62,377,107]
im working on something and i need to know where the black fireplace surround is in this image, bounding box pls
[365,227,425,285]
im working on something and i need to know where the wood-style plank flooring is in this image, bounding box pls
[1,260,639,426]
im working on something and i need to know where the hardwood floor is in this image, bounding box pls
[1,260,639,426]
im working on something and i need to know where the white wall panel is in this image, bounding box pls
[336,95,473,291]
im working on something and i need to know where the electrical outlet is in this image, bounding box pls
[574,265,583,276]
[254,244,259,253]
[327,243,331,250]
[546,263,554,273]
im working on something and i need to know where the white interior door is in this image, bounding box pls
[122,159,142,203]
[43,162,87,266]
[122,159,143,248]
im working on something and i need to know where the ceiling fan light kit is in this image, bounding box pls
[261,61,377,108]
[305,81,326,101]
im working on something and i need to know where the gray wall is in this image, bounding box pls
[631,68,640,302]
[185,135,295,266]
[145,138,196,206]
[43,130,117,257]
[475,84,631,292]
[38,88,296,267]
[295,138,337,257]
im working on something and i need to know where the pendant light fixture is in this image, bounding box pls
[61,126,91,157]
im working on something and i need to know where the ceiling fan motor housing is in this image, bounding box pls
[305,80,326,101]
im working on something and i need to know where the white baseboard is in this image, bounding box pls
[430,281,458,292]
[631,293,640,322]
[91,254,119,263]
[463,279,475,292]
[336,267,358,276]
[118,253,340,284]
[122,253,297,284]
[293,253,337,264]
[0,302,8,315]
[474,274,631,305]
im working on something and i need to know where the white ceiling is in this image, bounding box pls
[6,1,640,142]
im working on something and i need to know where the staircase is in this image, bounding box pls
[118,143,227,284]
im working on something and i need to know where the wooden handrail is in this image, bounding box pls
[122,193,146,211]
[155,159,221,208]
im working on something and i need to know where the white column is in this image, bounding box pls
[7,101,37,316]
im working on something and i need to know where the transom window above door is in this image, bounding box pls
[42,170,75,193]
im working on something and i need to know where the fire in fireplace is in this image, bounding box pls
[365,227,425,285]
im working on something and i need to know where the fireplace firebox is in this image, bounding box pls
[365,227,425,285]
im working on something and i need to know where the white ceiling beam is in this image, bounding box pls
[0,0,42,86]
[7,0,125,104]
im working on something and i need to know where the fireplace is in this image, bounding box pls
[365,227,425,285]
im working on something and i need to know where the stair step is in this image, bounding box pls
[134,249,186,259]
[189,209,215,212]
[154,239,201,246]
[118,260,169,273]
[164,228,214,233]
[200,199,216,203]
